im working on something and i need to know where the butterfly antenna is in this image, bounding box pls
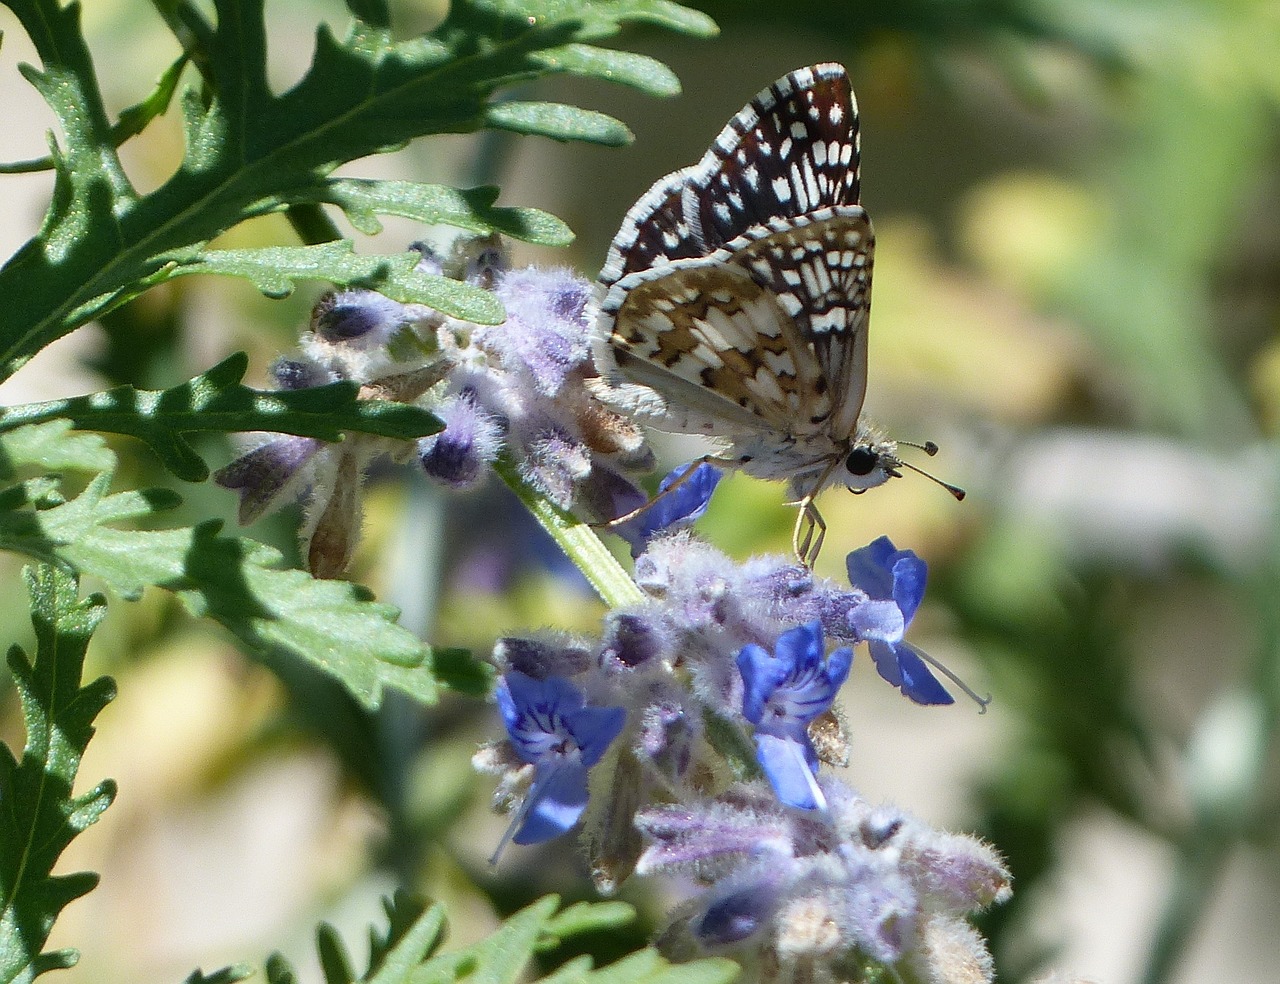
[896,442,966,501]
[897,439,940,456]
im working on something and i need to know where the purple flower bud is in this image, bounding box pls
[697,883,777,946]
[311,290,413,347]
[489,267,593,397]
[600,611,667,669]
[494,635,593,679]
[902,830,1013,912]
[417,389,504,489]
[637,695,696,780]
[837,862,918,963]
[633,534,743,630]
[214,436,323,523]
[738,621,853,810]
[520,424,591,510]
[636,800,794,874]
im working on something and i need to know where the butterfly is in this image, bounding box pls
[590,63,961,566]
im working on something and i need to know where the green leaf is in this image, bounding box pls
[528,45,681,97]
[318,179,573,246]
[46,504,449,710]
[248,892,446,984]
[0,442,487,709]
[485,101,633,145]
[170,245,505,324]
[0,353,445,482]
[540,901,638,946]
[245,893,735,984]
[0,0,714,380]
[0,419,115,478]
[0,52,190,176]
[412,896,738,984]
[0,565,116,982]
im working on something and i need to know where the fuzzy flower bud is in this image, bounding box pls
[417,388,504,489]
[214,436,323,524]
[311,289,413,347]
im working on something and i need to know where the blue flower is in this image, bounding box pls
[615,461,723,556]
[737,621,852,810]
[845,537,954,706]
[495,672,625,851]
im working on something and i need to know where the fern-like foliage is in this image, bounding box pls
[0,421,490,709]
[191,893,738,984]
[0,565,116,982]
[0,353,443,482]
[0,0,716,380]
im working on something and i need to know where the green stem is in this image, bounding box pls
[286,204,344,246]
[492,455,644,610]
[1138,834,1226,984]
[1141,448,1280,984]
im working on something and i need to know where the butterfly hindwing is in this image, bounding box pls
[726,207,874,436]
[604,255,833,435]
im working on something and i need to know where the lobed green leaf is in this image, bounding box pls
[0,434,488,708]
[0,0,714,381]
[0,565,116,982]
[318,180,574,246]
[169,246,505,323]
[0,353,445,483]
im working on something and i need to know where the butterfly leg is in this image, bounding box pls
[792,499,826,569]
[593,454,735,529]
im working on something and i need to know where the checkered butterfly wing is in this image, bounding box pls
[593,63,875,441]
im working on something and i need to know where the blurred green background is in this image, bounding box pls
[1,1,1278,982]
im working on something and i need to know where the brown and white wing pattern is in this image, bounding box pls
[591,63,874,450]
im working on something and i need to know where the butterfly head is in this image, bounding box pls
[841,436,901,494]
[843,435,966,501]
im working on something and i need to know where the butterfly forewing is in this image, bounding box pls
[599,167,707,286]
[592,62,885,523]
[689,64,862,250]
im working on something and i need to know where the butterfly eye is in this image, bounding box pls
[845,446,880,476]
